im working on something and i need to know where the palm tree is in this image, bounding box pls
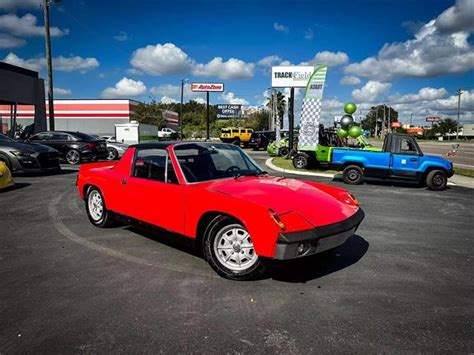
[266,91,286,129]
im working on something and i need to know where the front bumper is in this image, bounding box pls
[274,208,365,260]
[14,152,60,172]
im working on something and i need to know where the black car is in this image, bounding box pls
[29,131,108,164]
[0,133,60,173]
[248,131,276,150]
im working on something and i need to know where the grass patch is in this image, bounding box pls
[454,167,474,178]
[271,157,338,175]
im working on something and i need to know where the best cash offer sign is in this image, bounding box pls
[271,66,315,88]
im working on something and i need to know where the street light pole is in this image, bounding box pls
[43,0,55,131]
[180,79,187,140]
[410,113,413,127]
[456,89,462,140]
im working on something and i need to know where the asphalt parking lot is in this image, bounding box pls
[1,150,473,353]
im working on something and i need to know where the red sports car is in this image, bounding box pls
[77,142,364,280]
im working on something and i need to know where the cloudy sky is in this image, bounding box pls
[0,0,473,126]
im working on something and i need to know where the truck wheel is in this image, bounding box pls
[203,216,266,281]
[85,187,115,227]
[293,152,309,169]
[343,165,364,185]
[243,142,249,148]
[278,147,289,157]
[426,170,447,191]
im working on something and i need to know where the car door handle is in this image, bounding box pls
[410,158,418,162]
[121,178,127,185]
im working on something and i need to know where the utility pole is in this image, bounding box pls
[456,89,462,140]
[43,0,55,131]
[410,113,413,127]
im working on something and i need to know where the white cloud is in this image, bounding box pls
[257,55,282,67]
[160,96,178,104]
[0,34,26,48]
[219,92,249,106]
[2,52,42,71]
[150,83,206,102]
[304,28,314,40]
[434,0,474,34]
[193,97,207,105]
[53,56,99,73]
[130,43,194,76]
[130,42,255,80]
[53,87,72,96]
[0,0,41,10]
[114,31,130,42]
[0,13,68,37]
[303,51,349,67]
[340,76,361,86]
[352,81,392,103]
[345,3,474,81]
[2,53,99,73]
[101,77,147,99]
[273,23,289,33]
[193,57,255,80]
[388,87,448,104]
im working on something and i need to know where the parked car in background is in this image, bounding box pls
[96,136,128,161]
[219,127,253,147]
[157,127,176,138]
[248,130,276,150]
[0,160,14,190]
[101,135,117,142]
[0,133,60,173]
[29,131,108,165]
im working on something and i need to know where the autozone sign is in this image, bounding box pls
[191,83,224,92]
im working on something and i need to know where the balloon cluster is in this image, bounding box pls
[337,102,362,138]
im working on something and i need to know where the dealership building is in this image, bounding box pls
[0,99,179,136]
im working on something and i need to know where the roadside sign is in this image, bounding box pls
[216,104,242,119]
[191,83,224,92]
[391,121,401,128]
[271,66,315,88]
[426,116,441,123]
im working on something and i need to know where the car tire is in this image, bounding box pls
[426,169,447,191]
[107,147,118,161]
[0,155,12,171]
[65,149,81,165]
[85,187,115,227]
[342,165,364,185]
[203,216,266,281]
[292,152,309,169]
[278,147,289,157]
[243,142,249,148]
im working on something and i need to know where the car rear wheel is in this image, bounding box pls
[65,149,81,165]
[426,169,447,191]
[203,216,266,280]
[107,147,118,161]
[343,165,364,185]
[278,146,289,157]
[85,187,114,227]
[293,152,309,169]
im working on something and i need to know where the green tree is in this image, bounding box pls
[246,110,270,131]
[362,105,399,136]
[133,100,166,128]
[266,91,286,129]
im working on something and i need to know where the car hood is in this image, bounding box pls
[206,176,359,227]
[0,141,57,153]
[423,154,452,166]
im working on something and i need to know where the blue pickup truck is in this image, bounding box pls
[331,133,454,191]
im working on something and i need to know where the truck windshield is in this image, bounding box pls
[174,143,265,183]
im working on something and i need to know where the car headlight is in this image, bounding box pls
[11,150,34,157]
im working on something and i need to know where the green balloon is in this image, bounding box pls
[337,128,348,139]
[348,125,362,138]
[344,102,357,114]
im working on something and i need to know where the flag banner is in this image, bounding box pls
[298,65,327,151]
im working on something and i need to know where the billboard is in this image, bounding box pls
[216,104,242,119]
[271,66,315,88]
[191,82,224,92]
[426,116,441,123]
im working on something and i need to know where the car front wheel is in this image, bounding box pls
[426,169,447,191]
[107,147,118,161]
[85,187,114,227]
[203,216,266,280]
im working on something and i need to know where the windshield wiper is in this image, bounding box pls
[234,170,268,179]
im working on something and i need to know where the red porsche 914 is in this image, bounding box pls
[77,142,364,280]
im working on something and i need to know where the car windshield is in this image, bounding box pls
[174,143,265,183]
[0,134,14,142]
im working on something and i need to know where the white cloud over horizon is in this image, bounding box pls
[101,77,147,99]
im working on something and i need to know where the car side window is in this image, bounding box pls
[51,133,68,141]
[399,138,418,155]
[31,132,53,141]
[133,148,178,184]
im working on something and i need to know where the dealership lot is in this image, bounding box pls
[1,150,473,353]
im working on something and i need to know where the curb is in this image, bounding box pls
[265,158,336,178]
